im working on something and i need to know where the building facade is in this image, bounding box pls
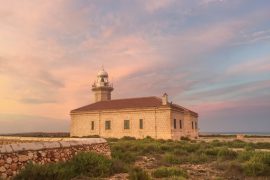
[70,69,199,140]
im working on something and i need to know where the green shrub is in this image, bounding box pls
[217,148,237,160]
[111,150,137,164]
[106,137,119,142]
[152,167,187,178]
[205,148,220,156]
[82,135,100,138]
[181,143,200,153]
[128,167,150,180]
[224,161,244,178]
[122,136,136,140]
[227,140,247,148]
[173,148,188,156]
[163,153,183,164]
[141,143,162,154]
[188,153,208,164]
[70,152,112,177]
[244,152,270,176]
[144,136,154,140]
[160,144,171,151]
[14,152,113,180]
[244,145,255,151]
[254,142,270,149]
[210,139,223,147]
[237,151,254,162]
[180,136,190,141]
[111,159,129,173]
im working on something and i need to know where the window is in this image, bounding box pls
[179,120,182,129]
[91,121,94,130]
[139,119,143,129]
[192,121,194,129]
[124,120,130,129]
[173,119,177,129]
[105,120,111,130]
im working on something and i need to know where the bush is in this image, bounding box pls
[152,167,187,178]
[121,136,136,140]
[205,148,220,156]
[82,135,100,138]
[225,161,244,178]
[227,140,247,148]
[111,159,129,173]
[217,148,237,160]
[244,152,270,176]
[188,152,208,164]
[70,152,112,177]
[210,139,223,147]
[173,148,188,156]
[141,143,162,154]
[163,153,183,164]
[180,136,190,141]
[237,151,254,162]
[106,137,119,142]
[128,167,150,180]
[254,142,270,149]
[181,143,200,153]
[14,152,113,180]
[111,149,137,164]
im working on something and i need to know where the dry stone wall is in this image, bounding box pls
[0,138,110,179]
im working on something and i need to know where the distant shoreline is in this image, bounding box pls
[200,132,270,135]
[0,131,269,138]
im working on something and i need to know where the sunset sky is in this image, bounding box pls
[0,0,270,133]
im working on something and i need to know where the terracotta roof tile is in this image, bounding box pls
[70,96,198,117]
[71,96,163,113]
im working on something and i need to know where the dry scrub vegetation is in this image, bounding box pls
[12,137,270,180]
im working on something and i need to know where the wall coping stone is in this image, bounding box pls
[0,138,107,154]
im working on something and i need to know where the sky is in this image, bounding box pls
[0,0,270,133]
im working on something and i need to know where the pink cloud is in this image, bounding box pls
[142,0,175,13]
[227,57,270,75]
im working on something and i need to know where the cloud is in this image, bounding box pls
[20,98,57,104]
[227,56,270,75]
[0,0,270,133]
[142,0,175,13]
[0,113,69,133]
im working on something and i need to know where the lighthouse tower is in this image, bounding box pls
[92,68,114,102]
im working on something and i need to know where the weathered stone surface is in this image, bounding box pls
[28,152,34,159]
[0,146,6,153]
[6,157,12,164]
[18,155,29,162]
[1,172,7,179]
[6,169,13,176]
[11,142,44,152]
[13,157,18,163]
[5,145,13,153]
[68,141,82,147]
[0,166,6,172]
[0,138,110,178]
[10,163,17,171]
[42,142,61,149]
[59,141,71,148]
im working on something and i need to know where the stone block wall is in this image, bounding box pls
[0,138,110,179]
[70,107,174,139]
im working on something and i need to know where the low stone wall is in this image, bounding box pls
[0,138,110,179]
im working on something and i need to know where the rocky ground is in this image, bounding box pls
[105,156,228,180]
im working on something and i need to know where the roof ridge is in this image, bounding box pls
[108,96,161,101]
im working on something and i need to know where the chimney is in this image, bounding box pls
[162,93,168,105]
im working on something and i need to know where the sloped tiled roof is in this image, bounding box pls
[71,96,163,113]
[71,96,198,117]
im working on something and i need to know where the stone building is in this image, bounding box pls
[70,68,199,140]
